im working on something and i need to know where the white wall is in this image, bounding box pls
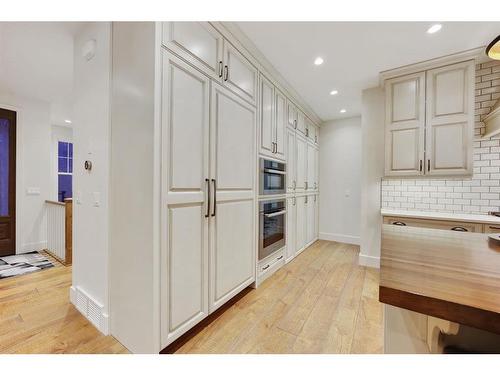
[319,116,362,245]
[71,22,111,334]
[109,22,160,354]
[359,87,385,268]
[0,93,51,254]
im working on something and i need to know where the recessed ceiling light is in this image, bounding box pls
[64,120,72,124]
[427,24,442,34]
[340,109,346,113]
[330,90,338,96]
[314,57,324,66]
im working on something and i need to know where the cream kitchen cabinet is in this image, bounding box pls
[296,132,308,192]
[295,194,308,255]
[161,51,256,347]
[259,74,285,160]
[297,110,307,136]
[162,22,258,106]
[287,100,298,129]
[286,127,297,193]
[209,82,256,312]
[425,61,474,176]
[161,51,210,345]
[162,22,223,81]
[307,142,317,192]
[384,60,474,177]
[286,196,297,262]
[306,194,316,245]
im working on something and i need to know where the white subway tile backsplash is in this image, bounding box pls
[380,63,500,216]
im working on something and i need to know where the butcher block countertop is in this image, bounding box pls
[379,224,500,334]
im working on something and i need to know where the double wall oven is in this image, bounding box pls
[259,158,287,261]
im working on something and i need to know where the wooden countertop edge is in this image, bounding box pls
[379,285,500,335]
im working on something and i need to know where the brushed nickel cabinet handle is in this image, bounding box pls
[277,255,284,260]
[419,160,422,172]
[211,179,216,217]
[451,226,468,232]
[428,159,430,172]
[305,196,308,204]
[218,61,223,78]
[262,264,270,271]
[205,178,210,218]
[392,221,406,226]
[224,65,229,81]
[294,119,297,129]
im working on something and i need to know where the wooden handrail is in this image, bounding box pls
[45,199,65,206]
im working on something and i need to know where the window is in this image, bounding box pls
[58,141,73,202]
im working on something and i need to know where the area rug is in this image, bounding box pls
[0,251,54,279]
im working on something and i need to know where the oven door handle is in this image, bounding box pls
[263,168,286,175]
[263,210,287,218]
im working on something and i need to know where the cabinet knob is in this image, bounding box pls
[451,226,468,232]
[392,221,406,226]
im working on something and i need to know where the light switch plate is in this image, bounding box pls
[26,187,41,195]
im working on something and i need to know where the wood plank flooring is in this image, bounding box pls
[0,259,128,354]
[0,240,383,354]
[174,240,383,354]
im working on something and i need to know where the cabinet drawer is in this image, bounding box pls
[258,249,285,277]
[383,216,482,233]
[483,224,500,233]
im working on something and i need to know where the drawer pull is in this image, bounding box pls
[451,226,468,232]
[489,226,500,230]
[392,221,406,226]
[262,265,270,271]
[277,255,284,260]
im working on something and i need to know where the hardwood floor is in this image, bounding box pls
[0,241,383,354]
[174,240,384,354]
[0,259,128,354]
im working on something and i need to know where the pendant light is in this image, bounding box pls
[486,35,500,60]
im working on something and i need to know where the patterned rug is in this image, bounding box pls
[0,251,54,279]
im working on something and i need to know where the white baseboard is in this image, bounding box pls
[319,232,360,245]
[70,286,109,335]
[19,240,48,254]
[358,253,380,268]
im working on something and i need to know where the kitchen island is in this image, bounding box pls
[379,224,500,353]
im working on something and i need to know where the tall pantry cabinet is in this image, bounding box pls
[110,22,257,354]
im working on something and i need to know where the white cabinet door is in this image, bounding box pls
[306,195,315,245]
[162,22,223,82]
[223,40,258,105]
[314,194,319,239]
[286,127,296,193]
[287,100,298,129]
[274,89,286,160]
[209,82,256,313]
[296,133,308,193]
[425,60,474,176]
[385,72,425,177]
[314,147,319,191]
[286,196,297,262]
[259,74,275,158]
[161,52,210,346]
[307,142,316,192]
[295,195,307,253]
[297,110,307,136]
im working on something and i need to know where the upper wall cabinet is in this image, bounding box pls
[384,60,474,177]
[425,61,474,176]
[223,41,258,105]
[162,22,223,81]
[287,101,298,129]
[385,72,425,177]
[162,22,258,106]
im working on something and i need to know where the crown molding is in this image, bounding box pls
[213,21,323,125]
[379,46,487,86]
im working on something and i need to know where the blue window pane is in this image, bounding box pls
[69,143,73,158]
[58,141,68,157]
[0,118,9,216]
[69,158,73,173]
[58,157,68,173]
[58,174,72,202]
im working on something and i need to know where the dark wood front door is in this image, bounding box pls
[0,108,16,256]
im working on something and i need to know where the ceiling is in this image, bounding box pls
[0,22,84,126]
[236,22,500,121]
